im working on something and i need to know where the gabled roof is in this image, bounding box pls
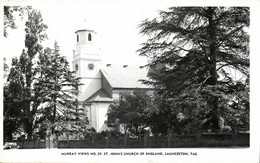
[101,64,151,89]
[85,88,113,102]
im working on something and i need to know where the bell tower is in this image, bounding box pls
[72,21,102,101]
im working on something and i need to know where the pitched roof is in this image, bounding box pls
[101,64,151,89]
[85,88,113,102]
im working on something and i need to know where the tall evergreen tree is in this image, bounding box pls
[34,42,85,137]
[138,7,249,133]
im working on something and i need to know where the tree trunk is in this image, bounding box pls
[23,100,33,139]
[135,125,139,137]
[52,72,57,134]
[52,101,56,134]
[207,7,220,131]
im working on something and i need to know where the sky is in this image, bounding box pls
[4,0,259,68]
[3,0,179,67]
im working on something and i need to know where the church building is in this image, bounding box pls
[72,25,152,132]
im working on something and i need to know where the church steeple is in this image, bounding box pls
[72,20,102,101]
[74,20,99,58]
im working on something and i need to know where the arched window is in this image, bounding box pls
[75,63,78,71]
[77,34,79,42]
[88,33,92,41]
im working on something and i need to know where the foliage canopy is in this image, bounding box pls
[107,90,153,136]
[138,7,249,133]
[3,8,87,141]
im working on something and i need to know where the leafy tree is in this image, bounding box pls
[18,9,48,138]
[3,9,48,139]
[146,95,178,135]
[4,6,31,37]
[3,58,9,79]
[138,7,249,133]
[3,58,25,141]
[107,90,152,137]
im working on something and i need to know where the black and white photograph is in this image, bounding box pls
[1,0,259,162]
